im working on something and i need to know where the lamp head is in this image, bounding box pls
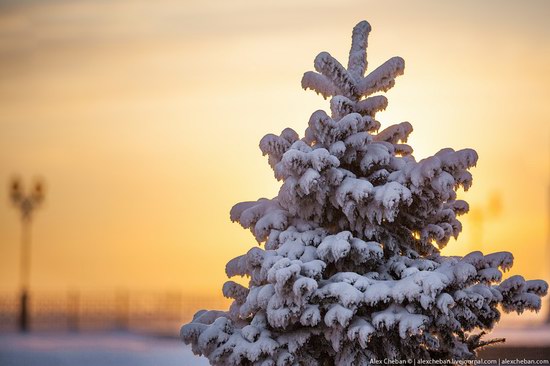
[32,180,45,204]
[10,177,23,204]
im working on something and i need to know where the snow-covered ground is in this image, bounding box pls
[0,332,208,366]
[0,326,548,366]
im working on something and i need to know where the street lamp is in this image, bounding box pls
[9,177,45,332]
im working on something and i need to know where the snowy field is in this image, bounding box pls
[0,327,549,366]
[0,332,208,366]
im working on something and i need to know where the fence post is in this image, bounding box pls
[172,291,182,322]
[18,290,29,332]
[67,290,79,332]
[115,290,129,331]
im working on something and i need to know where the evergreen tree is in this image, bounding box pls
[181,21,548,365]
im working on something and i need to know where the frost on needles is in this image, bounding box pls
[181,21,548,365]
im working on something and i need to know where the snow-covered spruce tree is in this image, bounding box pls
[181,21,548,365]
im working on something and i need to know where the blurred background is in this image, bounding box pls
[0,0,549,364]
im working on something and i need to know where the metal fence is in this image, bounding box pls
[0,290,231,336]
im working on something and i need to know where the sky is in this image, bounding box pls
[0,0,549,322]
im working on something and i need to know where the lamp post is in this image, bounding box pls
[9,177,44,332]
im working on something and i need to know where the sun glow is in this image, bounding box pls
[0,0,548,325]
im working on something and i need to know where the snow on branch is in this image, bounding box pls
[355,95,388,116]
[314,52,358,99]
[302,71,341,99]
[375,122,413,144]
[358,56,405,96]
[347,20,371,81]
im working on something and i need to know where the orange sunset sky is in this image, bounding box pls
[0,0,549,321]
